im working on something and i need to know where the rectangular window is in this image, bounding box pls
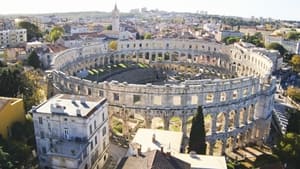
[95,136,98,145]
[173,96,181,105]
[113,93,119,101]
[102,126,106,136]
[64,128,69,140]
[38,117,43,124]
[102,113,105,122]
[89,125,92,135]
[40,131,44,139]
[90,141,94,151]
[42,147,46,154]
[94,120,97,130]
[191,95,198,105]
[133,95,141,104]
[153,96,162,105]
[99,90,104,97]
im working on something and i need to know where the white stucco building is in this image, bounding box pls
[31,94,109,169]
[0,29,27,47]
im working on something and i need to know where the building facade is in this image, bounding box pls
[0,97,25,138]
[0,29,27,47]
[32,94,109,169]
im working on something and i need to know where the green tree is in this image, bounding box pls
[109,40,118,51]
[287,87,300,102]
[0,65,23,97]
[291,55,300,72]
[0,146,14,169]
[188,106,206,154]
[287,109,300,134]
[274,133,300,169]
[144,33,152,39]
[223,36,240,45]
[286,31,300,40]
[106,25,112,30]
[49,26,64,42]
[27,51,41,69]
[17,21,42,41]
[266,42,287,55]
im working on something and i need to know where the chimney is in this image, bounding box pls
[152,133,156,143]
[76,109,81,117]
[166,151,171,157]
[80,96,86,104]
[71,95,75,103]
[137,144,142,156]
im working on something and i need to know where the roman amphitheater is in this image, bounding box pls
[49,39,277,155]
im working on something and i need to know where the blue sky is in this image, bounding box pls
[1,0,298,21]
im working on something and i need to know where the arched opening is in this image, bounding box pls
[239,108,246,126]
[169,116,182,132]
[206,142,210,155]
[206,93,214,103]
[228,110,236,130]
[213,139,224,156]
[226,136,234,153]
[248,104,255,122]
[220,92,226,102]
[172,52,179,61]
[216,112,226,132]
[151,117,164,130]
[133,113,146,128]
[164,52,170,60]
[204,114,212,135]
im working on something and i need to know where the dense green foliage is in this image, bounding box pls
[49,26,64,42]
[0,117,36,169]
[291,55,300,72]
[287,87,300,103]
[17,21,42,41]
[286,31,300,40]
[27,51,41,69]
[0,63,45,111]
[109,41,118,51]
[144,33,152,39]
[253,154,280,168]
[0,64,23,97]
[188,106,206,154]
[223,36,240,45]
[287,109,300,134]
[106,25,112,30]
[274,133,300,169]
[242,32,264,47]
[266,42,287,55]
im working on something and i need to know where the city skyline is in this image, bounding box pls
[0,0,299,21]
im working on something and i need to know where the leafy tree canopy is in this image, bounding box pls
[188,106,206,154]
[106,25,112,30]
[266,42,287,55]
[291,55,300,72]
[27,51,41,69]
[109,40,118,51]
[144,33,152,39]
[49,26,64,42]
[17,21,42,41]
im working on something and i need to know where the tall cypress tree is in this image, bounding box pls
[188,106,206,154]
